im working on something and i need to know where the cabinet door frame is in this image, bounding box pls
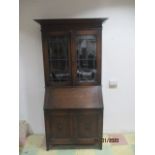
[43,31,73,86]
[72,29,101,85]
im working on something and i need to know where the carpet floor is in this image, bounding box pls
[20,133,134,155]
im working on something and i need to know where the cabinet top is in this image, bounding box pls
[44,86,103,110]
[35,18,107,29]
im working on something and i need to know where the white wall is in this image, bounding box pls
[19,0,135,133]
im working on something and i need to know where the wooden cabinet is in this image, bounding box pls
[45,109,102,146]
[35,18,107,150]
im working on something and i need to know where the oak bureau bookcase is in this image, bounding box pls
[35,18,107,150]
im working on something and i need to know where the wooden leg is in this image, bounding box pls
[99,142,102,150]
[46,142,50,151]
[46,146,49,151]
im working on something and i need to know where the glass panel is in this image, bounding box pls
[48,36,70,82]
[76,35,96,82]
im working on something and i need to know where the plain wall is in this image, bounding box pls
[19,0,135,133]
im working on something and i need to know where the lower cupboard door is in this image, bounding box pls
[75,111,99,144]
[45,112,73,144]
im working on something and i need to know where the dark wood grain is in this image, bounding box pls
[44,109,103,149]
[35,18,105,150]
[44,86,103,109]
[35,18,107,31]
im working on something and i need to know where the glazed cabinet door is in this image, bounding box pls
[73,30,101,85]
[42,29,101,86]
[43,31,72,86]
